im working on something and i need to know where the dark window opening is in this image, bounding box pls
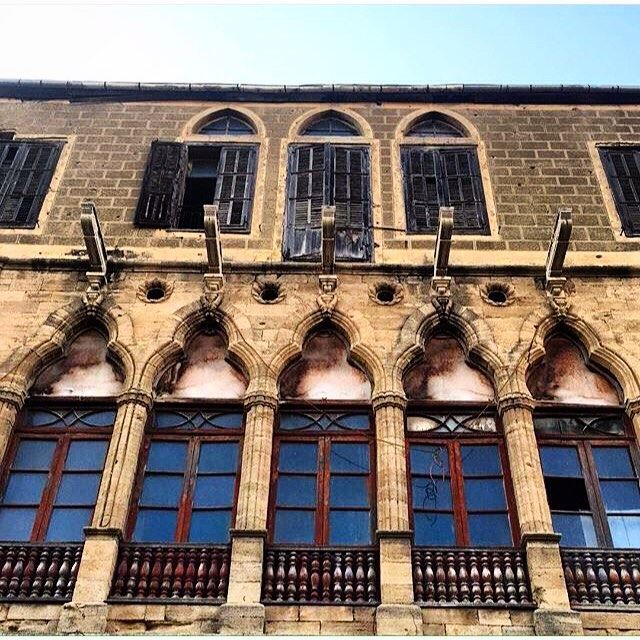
[179,146,222,229]
[544,477,591,511]
[401,146,489,235]
[599,147,640,237]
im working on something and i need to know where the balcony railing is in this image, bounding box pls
[109,544,230,602]
[0,543,82,602]
[412,548,534,607]
[562,548,640,607]
[262,547,379,605]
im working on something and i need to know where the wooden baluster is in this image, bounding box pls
[183,548,197,599]
[286,551,298,602]
[299,552,309,603]
[54,548,73,599]
[208,549,221,599]
[344,552,354,604]
[480,551,493,603]
[366,552,377,603]
[43,548,61,598]
[503,552,516,604]
[67,546,82,600]
[630,554,640,604]
[469,551,481,604]
[571,554,588,604]
[607,553,623,603]
[262,550,274,602]
[18,547,37,598]
[310,552,320,602]
[8,546,26,597]
[137,548,151,598]
[0,547,15,597]
[514,552,529,604]
[333,552,343,603]
[126,548,141,598]
[446,551,458,603]
[595,552,611,604]
[424,550,435,603]
[412,551,424,603]
[149,551,163,599]
[583,552,599,604]
[275,551,286,602]
[31,548,49,599]
[458,551,470,603]
[195,549,207,599]
[355,552,365,603]
[435,551,446,602]
[618,554,634,605]
[563,556,577,605]
[160,549,173,599]
[173,549,187,598]
[492,552,505,604]
[321,552,332,602]
[219,549,229,600]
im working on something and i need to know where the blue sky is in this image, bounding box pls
[2,4,640,85]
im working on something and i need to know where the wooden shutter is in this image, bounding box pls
[0,141,62,228]
[214,145,257,231]
[402,148,442,232]
[440,147,489,234]
[134,141,187,228]
[600,148,640,236]
[332,146,372,260]
[284,144,326,260]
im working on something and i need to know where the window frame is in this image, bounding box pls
[268,401,376,547]
[405,400,520,548]
[0,398,114,542]
[534,403,640,548]
[126,400,245,544]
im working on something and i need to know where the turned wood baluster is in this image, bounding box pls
[126,548,141,598]
[617,554,633,604]
[423,551,435,603]
[172,549,187,598]
[43,549,61,598]
[333,552,344,603]
[219,550,229,599]
[563,557,577,605]
[446,551,458,602]
[149,552,162,598]
[627,554,640,604]
[458,551,470,603]
[572,554,588,604]
[19,547,37,598]
[583,552,599,604]
[310,552,320,602]
[195,549,207,599]
[183,549,197,598]
[469,551,481,604]
[8,546,26,597]
[112,551,128,597]
[67,547,81,600]
[480,551,493,603]
[55,548,73,599]
[355,552,365,603]
[287,551,298,602]
[275,551,286,601]
[208,550,221,599]
[137,548,151,598]
[0,547,15,596]
[607,554,623,603]
[366,552,377,603]
[263,550,274,602]
[160,549,173,598]
[344,552,354,604]
[514,552,529,604]
[492,552,505,604]
[32,548,49,598]
[299,552,309,602]
[321,552,332,602]
[412,552,423,602]
[503,552,516,604]
[595,552,611,604]
[435,551,446,602]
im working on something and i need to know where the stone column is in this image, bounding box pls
[219,389,278,635]
[498,392,582,635]
[69,389,153,611]
[0,386,25,463]
[372,391,422,636]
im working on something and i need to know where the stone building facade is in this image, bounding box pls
[0,82,640,634]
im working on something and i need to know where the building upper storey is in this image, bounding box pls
[1,80,640,274]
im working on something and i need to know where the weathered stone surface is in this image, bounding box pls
[534,609,584,636]
[58,603,108,634]
[299,605,354,622]
[375,604,422,635]
[209,603,265,635]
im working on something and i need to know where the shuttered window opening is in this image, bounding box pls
[0,140,62,228]
[284,143,372,261]
[401,146,489,235]
[134,141,257,232]
[600,147,640,237]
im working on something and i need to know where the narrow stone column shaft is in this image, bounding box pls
[0,389,24,463]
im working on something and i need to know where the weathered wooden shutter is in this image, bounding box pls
[402,148,442,232]
[134,141,187,228]
[284,144,326,259]
[332,146,371,260]
[0,141,62,228]
[214,145,257,231]
[600,148,640,236]
[439,148,489,234]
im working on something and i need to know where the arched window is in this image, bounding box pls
[528,333,639,549]
[127,331,247,543]
[301,113,359,137]
[404,334,517,547]
[270,330,374,545]
[0,330,123,541]
[198,111,255,136]
[407,114,466,138]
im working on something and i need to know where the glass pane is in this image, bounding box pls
[133,509,177,542]
[147,442,188,472]
[189,510,231,544]
[3,472,48,504]
[540,446,582,477]
[464,479,507,510]
[0,507,36,540]
[334,414,369,430]
[468,514,512,546]
[609,515,640,548]
[46,508,92,541]
[274,510,315,543]
[65,441,107,470]
[329,510,371,545]
[412,477,452,510]
[410,445,449,475]
[330,476,369,507]
[601,480,640,512]
[277,475,316,507]
[140,475,184,507]
[193,475,235,507]
[278,443,317,473]
[330,443,369,472]
[552,513,598,547]
[461,445,501,476]
[13,440,56,470]
[593,447,636,478]
[80,410,117,428]
[55,474,101,505]
[414,512,455,546]
[198,442,238,473]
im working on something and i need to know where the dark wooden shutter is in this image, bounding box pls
[134,141,187,228]
[0,141,62,228]
[284,144,326,260]
[402,148,442,232]
[440,147,489,234]
[214,145,257,231]
[332,146,371,260]
[600,148,640,236]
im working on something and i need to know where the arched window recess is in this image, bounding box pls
[406,113,467,138]
[198,110,256,136]
[301,112,360,137]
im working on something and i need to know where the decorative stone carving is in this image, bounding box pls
[251,277,285,304]
[369,281,404,306]
[136,278,174,303]
[480,282,515,307]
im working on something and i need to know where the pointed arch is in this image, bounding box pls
[289,107,373,140]
[184,106,264,138]
[397,108,478,141]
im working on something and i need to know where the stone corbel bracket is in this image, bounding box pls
[430,206,454,316]
[318,205,338,316]
[544,208,573,315]
[80,202,108,306]
[202,204,224,310]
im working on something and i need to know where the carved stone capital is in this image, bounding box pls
[317,274,338,317]
[229,527,267,539]
[521,532,562,547]
[83,526,122,541]
[0,386,27,410]
[430,275,452,316]
[497,391,536,415]
[376,529,413,541]
[116,388,154,411]
[243,391,279,411]
[372,391,407,412]
[626,396,640,418]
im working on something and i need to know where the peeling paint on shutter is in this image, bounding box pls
[214,145,256,231]
[600,148,640,236]
[134,141,187,228]
[0,140,62,228]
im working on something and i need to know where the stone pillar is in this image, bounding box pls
[69,389,153,614]
[372,391,422,635]
[219,389,277,635]
[0,386,25,463]
[498,392,582,635]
